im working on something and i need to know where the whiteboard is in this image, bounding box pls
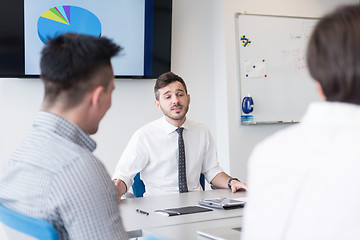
[236,13,321,124]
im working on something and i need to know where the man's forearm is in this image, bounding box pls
[210,172,232,189]
[113,179,127,201]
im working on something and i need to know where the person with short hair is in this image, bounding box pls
[113,71,247,198]
[0,33,128,239]
[242,4,360,240]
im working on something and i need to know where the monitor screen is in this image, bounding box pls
[0,0,172,79]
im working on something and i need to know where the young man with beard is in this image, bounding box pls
[113,72,247,198]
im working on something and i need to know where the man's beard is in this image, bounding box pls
[162,104,189,121]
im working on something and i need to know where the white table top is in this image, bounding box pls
[119,189,246,238]
[143,216,243,240]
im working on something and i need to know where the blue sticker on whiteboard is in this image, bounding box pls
[241,115,253,121]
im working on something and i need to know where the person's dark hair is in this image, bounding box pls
[154,72,187,100]
[307,4,360,104]
[40,33,122,108]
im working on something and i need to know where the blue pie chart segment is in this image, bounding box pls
[37,6,102,44]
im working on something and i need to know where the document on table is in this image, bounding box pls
[155,206,213,216]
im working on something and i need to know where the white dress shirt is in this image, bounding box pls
[113,117,223,196]
[243,102,360,240]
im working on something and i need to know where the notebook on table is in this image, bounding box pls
[155,205,213,216]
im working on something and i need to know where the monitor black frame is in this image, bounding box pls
[0,0,172,79]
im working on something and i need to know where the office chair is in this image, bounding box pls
[0,204,59,240]
[132,173,206,198]
[132,172,146,198]
[144,235,171,240]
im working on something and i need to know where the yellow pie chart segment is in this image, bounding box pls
[41,8,69,25]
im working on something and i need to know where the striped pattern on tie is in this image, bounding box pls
[176,127,188,193]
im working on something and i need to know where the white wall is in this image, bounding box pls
[0,0,358,182]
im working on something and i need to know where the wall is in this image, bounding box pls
[0,0,358,182]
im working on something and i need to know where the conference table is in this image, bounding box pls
[119,189,246,239]
[143,216,243,240]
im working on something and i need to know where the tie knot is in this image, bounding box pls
[176,127,183,135]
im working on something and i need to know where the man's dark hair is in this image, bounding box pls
[307,4,360,104]
[154,72,188,100]
[40,33,122,108]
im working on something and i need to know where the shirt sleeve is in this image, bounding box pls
[201,128,223,182]
[51,153,128,240]
[112,130,149,191]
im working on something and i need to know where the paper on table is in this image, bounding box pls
[154,210,181,217]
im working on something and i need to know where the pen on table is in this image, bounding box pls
[136,208,149,215]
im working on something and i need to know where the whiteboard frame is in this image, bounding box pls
[235,12,319,125]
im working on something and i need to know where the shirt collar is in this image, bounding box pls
[302,101,360,125]
[34,111,97,152]
[161,116,189,134]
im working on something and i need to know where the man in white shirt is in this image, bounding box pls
[242,4,360,240]
[113,72,247,198]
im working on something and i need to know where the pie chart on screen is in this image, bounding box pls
[37,5,101,43]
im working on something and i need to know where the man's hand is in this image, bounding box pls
[211,172,247,192]
[112,179,127,202]
[230,180,247,193]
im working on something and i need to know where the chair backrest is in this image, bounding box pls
[144,234,172,240]
[0,204,59,240]
[132,173,206,198]
[132,172,146,198]
[199,173,205,190]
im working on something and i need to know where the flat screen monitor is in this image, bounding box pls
[0,0,172,79]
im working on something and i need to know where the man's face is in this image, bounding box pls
[89,66,115,134]
[155,81,190,125]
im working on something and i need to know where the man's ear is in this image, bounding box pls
[315,81,326,101]
[90,86,105,107]
[155,100,161,110]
